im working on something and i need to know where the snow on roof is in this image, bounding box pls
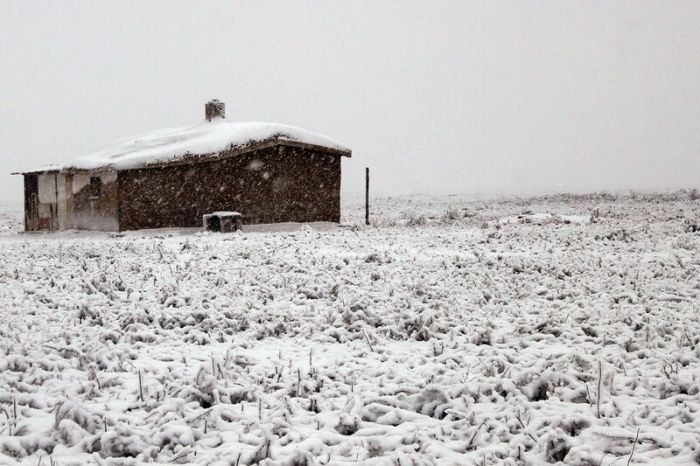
[13,164,63,175]
[204,211,243,217]
[60,120,351,172]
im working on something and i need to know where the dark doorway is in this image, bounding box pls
[23,175,39,231]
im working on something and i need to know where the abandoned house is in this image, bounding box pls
[17,100,351,232]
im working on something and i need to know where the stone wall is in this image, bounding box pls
[117,145,342,231]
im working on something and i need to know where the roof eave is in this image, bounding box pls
[12,169,61,176]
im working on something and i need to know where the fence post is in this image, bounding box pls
[365,167,370,225]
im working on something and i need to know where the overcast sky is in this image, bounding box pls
[1,1,699,206]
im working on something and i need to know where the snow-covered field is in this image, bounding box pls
[1,192,699,465]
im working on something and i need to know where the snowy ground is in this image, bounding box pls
[0,192,699,465]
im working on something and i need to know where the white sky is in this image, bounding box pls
[1,1,699,206]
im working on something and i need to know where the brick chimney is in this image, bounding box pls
[205,99,225,121]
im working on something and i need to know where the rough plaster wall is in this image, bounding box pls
[37,174,56,204]
[72,174,90,194]
[56,174,68,229]
[36,174,57,222]
[64,174,74,229]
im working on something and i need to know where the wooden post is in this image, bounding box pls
[365,167,370,225]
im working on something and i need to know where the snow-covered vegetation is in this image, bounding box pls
[0,192,699,465]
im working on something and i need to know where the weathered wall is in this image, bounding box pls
[56,174,69,229]
[118,145,342,231]
[70,171,119,231]
[25,173,64,231]
[37,174,57,225]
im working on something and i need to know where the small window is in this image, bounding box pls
[90,177,102,198]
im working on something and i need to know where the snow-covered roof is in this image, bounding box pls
[204,211,243,218]
[21,120,351,174]
[15,164,63,175]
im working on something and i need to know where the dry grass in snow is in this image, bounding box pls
[0,192,699,465]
